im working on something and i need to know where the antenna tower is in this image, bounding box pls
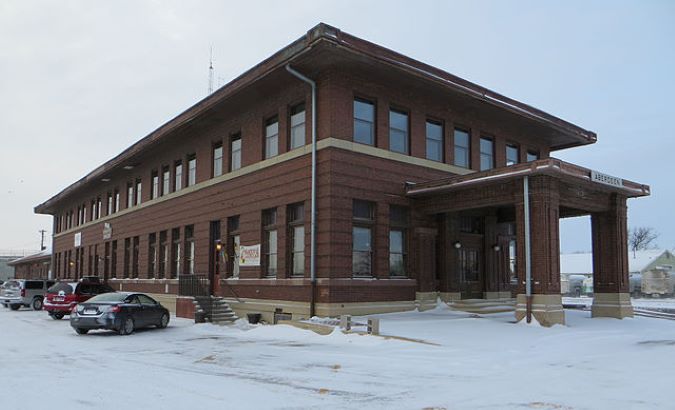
[208,46,214,95]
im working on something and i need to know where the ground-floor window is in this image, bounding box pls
[184,225,195,275]
[389,205,408,277]
[288,203,305,277]
[263,208,277,278]
[352,200,375,277]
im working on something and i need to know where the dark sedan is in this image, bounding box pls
[70,292,170,335]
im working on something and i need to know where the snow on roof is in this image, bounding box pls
[560,249,674,274]
[7,247,52,266]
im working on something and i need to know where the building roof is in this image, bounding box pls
[7,248,52,267]
[561,249,674,274]
[35,23,599,215]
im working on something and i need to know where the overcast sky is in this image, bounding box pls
[1,0,673,254]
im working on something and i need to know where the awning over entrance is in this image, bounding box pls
[405,158,649,326]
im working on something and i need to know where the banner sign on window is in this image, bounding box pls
[239,244,260,266]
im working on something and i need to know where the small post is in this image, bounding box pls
[340,315,351,331]
[367,318,380,335]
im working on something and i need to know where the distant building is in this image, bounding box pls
[7,248,52,280]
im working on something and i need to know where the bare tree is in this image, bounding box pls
[628,227,659,253]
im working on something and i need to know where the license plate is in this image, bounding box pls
[54,297,64,302]
[84,309,97,315]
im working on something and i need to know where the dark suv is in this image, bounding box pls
[44,280,115,319]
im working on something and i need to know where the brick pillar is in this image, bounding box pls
[515,176,564,326]
[439,213,462,302]
[591,194,633,318]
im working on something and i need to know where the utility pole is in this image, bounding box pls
[39,229,47,251]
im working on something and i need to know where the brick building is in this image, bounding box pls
[7,249,51,280]
[35,24,649,326]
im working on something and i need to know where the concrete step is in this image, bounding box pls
[449,298,516,314]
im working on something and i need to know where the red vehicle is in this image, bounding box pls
[44,280,115,319]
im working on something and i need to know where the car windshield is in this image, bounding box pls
[4,280,19,289]
[86,293,125,303]
[48,282,74,294]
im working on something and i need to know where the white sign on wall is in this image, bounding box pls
[238,244,261,266]
[74,232,82,248]
[591,170,624,188]
[103,223,112,240]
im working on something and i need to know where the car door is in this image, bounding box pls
[124,295,145,327]
[137,294,161,325]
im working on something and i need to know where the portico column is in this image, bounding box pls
[591,194,633,318]
[439,213,462,302]
[515,176,565,326]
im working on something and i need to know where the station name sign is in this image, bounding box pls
[590,170,623,188]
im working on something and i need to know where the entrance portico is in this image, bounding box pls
[407,158,650,326]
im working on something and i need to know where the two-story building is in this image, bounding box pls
[35,24,649,326]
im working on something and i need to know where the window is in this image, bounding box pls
[352,200,375,277]
[174,161,183,191]
[389,205,408,277]
[506,144,519,166]
[353,98,375,145]
[479,137,494,171]
[171,228,181,278]
[135,179,142,206]
[527,150,539,162]
[426,120,443,162]
[187,155,196,187]
[123,238,131,278]
[159,231,168,279]
[114,189,120,213]
[454,128,470,168]
[111,240,117,279]
[127,183,134,208]
[290,103,306,149]
[263,208,277,278]
[132,236,139,278]
[389,109,408,154]
[90,200,96,221]
[265,116,279,159]
[228,216,240,278]
[288,203,305,277]
[106,193,112,216]
[213,143,223,177]
[148,233,157,278]
[151,170,159,199]
[184,225,194,275]
[230,133,242,171]
[459,248,480,282]
[104,242,110,279]
[162,166,170,196]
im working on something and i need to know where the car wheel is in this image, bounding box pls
[10,304,20,311]
[51,312,65,320]
[75,328,89,335]
[157,313,169,328]
[119,317,134,336]
[32,297,43,311]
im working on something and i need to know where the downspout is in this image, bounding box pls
[523,176,532,323]
[285,64,317,318]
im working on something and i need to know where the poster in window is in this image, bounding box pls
[238,244,260,266]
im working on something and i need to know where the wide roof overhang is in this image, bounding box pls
[36,23,598,215]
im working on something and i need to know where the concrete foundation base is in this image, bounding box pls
[515,294,565,327]
[439,292,462,302]
[591,293,633,319]
[483,291,512,300]
[415,292,439,311]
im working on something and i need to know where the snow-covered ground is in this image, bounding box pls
[1,304,674,410]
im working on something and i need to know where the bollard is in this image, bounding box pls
[367,318,380,335]
[340,315,352,331]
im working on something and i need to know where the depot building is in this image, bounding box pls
[35,24,649,326]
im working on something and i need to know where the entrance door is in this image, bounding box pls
[459,236,484,299]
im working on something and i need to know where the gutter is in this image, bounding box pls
[285,64,318,319]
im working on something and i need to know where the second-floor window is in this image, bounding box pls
[127,183,134,208]
[162,166,170,196]
[527,150,540,162]
[290,103,306,149]
[231,133,242,171]
[106,193,112,216]
[389,109,408,154]
[454,128,470,168]
[114,189,119,213]
[135,179,142,205]
[187,154,196,187]
[265,117,279,159]
[213,143,223,177]
[174,161,183,191]
[426,120,443,162]
[354,98,375,145]
[480,137,494,171]
[506,144,519,166]
[151,170,159,199]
